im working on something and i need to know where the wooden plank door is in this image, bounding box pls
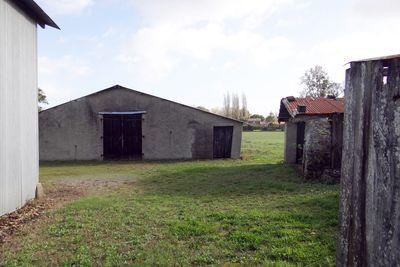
[103,115,123,160]
[122,115,142,159]
[213,126,233,158]
[103,114,142,160]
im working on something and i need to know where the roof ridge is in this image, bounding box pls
[40,85,243,123]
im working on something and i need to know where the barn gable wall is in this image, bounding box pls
[0,0,38,216]
[39,87,242,160]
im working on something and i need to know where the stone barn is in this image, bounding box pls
[278,96,344,180]
[39,85,243,161]
[0,0,58,216]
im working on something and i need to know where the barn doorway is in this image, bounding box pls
[102,113,143,160]
[213,126,233,158]
[296,122,305,164]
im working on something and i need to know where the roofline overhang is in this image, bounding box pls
[349,53,400,64]
[14,0,60,29]
[280,97,344,120]
[99,111,147,115]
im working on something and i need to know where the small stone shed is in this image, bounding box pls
[278,96,344,179]
[39,85,243,161]
[338,55,400,266]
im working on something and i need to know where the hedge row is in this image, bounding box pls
[243,124,284,132]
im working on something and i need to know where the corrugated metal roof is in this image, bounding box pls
[13,0,59,29]
[281,97,344,118]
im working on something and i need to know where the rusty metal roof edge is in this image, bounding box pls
[281,98,296,118]
[280,96,344,118]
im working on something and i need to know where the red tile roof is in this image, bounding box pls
[279,97,344,121]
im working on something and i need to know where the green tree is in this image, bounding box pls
[265,112,277,123]
[38,88,48,111]
[250,114,264,120]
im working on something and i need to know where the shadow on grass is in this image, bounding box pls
[138,163,335,197]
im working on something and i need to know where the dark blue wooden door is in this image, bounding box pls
[103,114,142,160]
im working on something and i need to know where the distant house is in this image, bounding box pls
[0,0,58,216]
[39,85,243,161]
[246,118,262,125]
[278,96,344,180]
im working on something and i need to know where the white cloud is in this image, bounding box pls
[351,0,400,18]
[36,0,93,15]
[296,14,400,83]
[117,24,293,82]
[39,81,75,109]
[116,0,298,82]
[39,56,92,77]
[131,0,292,27]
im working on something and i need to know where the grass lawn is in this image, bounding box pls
[1,132,339,266]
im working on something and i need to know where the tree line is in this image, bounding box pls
[197,93,250,121]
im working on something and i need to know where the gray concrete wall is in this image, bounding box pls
[39,86,242,161]
[284,122,297,164]
[0,0,38,216]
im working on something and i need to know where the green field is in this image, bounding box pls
[1,132,339,266]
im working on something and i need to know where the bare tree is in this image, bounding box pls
[223,92,231,117]
[240,93,250,120]
[300,65,343,98]
[222,91,251,120]
[231,93,240,120]
[327,82,344,97]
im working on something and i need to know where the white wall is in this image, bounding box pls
[0,0,38,216]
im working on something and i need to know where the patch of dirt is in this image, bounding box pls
[0,199,51,244]
[0,177,135,246]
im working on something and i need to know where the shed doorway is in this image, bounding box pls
[102,113,142,160]
[213,126,233,158]
[296,122,305,164]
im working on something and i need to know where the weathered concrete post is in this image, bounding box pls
[337,57,400,266]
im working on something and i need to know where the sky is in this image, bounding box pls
[36,0,400,115]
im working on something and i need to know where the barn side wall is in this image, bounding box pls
[0,1,38,216]
[284,121,297,164]
[39,88,242,161]
[337,60,400,266]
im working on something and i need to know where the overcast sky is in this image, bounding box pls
[36,0,400,115]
